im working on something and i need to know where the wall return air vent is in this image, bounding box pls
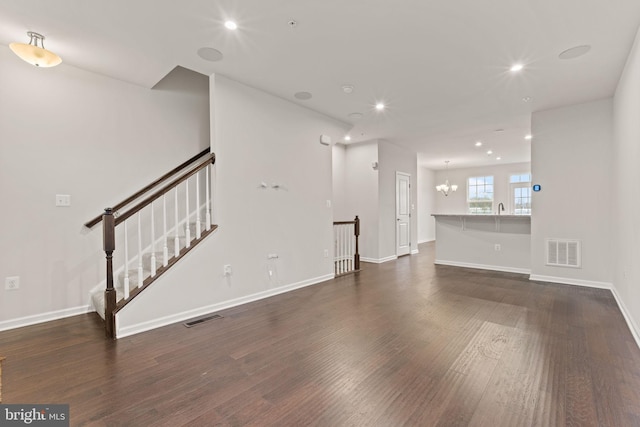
[546,238,581,268]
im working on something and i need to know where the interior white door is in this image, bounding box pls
[396,172,411,256]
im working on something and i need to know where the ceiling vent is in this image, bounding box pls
[546,239,581,268]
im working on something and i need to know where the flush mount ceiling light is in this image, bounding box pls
[475,141,483,147]
[10,31,62,67]
[344,135,351,141]
[487,150,493,155]
[510,63,524,72]
[224,20,238,30]
[559,45,591,60]
[375,102,385,111]
[496,157,502,160]
[525,134,532,140]
[436,161,457,196]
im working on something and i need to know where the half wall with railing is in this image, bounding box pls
[333,216,360,276]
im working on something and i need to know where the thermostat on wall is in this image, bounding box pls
[533,184,541,192]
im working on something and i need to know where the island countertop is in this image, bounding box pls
[431,214,531,219]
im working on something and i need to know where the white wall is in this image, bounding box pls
[331,143,350,220]
[342,141,380,260]
[530,98,613,287]
[612,26,640,339]
[117,74,350,333]
[434,162,531,214]
[378,140,418,257]
[0,45,209,327]
[417,166,436,243]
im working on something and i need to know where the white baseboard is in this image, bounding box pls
[116,273,335,338]
[0,305,93,332]
[418,239,435,244]
[411,249,419,255]
[610,286,640,350]
[435,259,531,275]
[528,274,612,289]
[361,255,398,264]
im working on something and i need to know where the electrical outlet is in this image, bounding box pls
[324,249,329,258]
[494,244,501,252]
[5,276,20,290]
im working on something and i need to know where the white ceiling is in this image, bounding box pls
[2,0,639,170]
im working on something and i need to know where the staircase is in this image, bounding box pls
[85,149,217,338]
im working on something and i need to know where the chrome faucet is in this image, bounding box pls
[498,202,505,215]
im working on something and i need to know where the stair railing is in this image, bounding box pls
[86,149,216,338]
[333,216,360,276]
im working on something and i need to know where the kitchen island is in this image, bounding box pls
[432,214,531,274]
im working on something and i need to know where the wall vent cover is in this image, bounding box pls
[546,238,581,268]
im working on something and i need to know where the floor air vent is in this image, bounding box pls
[184,313,223,328]
[546,238,581,268]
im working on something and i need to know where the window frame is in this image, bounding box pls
[509,173,532,215]
[467,175,494,214]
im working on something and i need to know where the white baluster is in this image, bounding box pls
[174,187,180,257]
[185,179,191,248]
[340,225,345,275]
[137,212,143,288]
[162,194,168,266]
[343,225,347,274]
[205,165,211,231]
[123,219,130,299]
[348,224,352,272]
[195,169,201,239]
[333,224,338,274]
[150,201,156,277]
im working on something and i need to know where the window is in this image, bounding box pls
[510,173,531,215]
[510,173,531,184]
[467,176,494,214]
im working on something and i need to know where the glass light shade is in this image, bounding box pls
[451,184,458,191]
[9,32,62,67]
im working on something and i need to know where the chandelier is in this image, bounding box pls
[10,32,62,67]
[435,160,457,196]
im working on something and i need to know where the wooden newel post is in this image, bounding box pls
[103,208,117,339]
[354,215,360,271]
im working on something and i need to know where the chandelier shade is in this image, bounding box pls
[10,31,62,67]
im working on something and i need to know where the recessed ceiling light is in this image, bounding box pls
[475,141,482,147]
[375,102,385,111]
[525,134,532,140]
[344,135,351,141]
[287,19,298,29]
[224,20,238,30]
[559,45,591,60]
[348,112,363,120]
[197,47,223,62]
[342,85,354,94]
[496,157,502,160]
[487,150,493,155]
[510,63,524,72]
[294,91,312,100]
[522,96,532,103]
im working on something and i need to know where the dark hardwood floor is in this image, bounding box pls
[2,242,640,426]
